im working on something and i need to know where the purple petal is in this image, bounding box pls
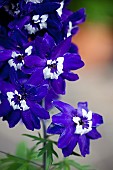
[87,128,102,140]
[45,88,59,111]
[0,50,12,61]
[77,102,88,117]
[53,100,76,116]
[27,69,44,85]
[51,76,66,94]
[26,84,49,102]
[62,134,79,157]
[47,123,64,134]
[9,28,28,47]
[63,53,84,71]
[62,72,79,81]
[33,2,60,14]
[30,113,40,129]
[0,99,11,116]
[58,127,74,148]
[35,33,55,59]
[9,16,30,30]
[52,112,73,126]
[68,8,86,25]
[9,68,22,90]
[8,110,21,128]
[78,134,90,157]
[69,43,78,53]
[24,55,46,67]
[28,101,50,119]
[50,37,71,60]
[61,9,73,22]
[78,102,88,109]
[22,109,34,131]
[22,65,38,74]
[71,27,79,35]
[0,81,14,93]
[92,113,103,127]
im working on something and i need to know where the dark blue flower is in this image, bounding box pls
[64,8,86,37]
[8,1,62,40]
[47,101,103,157]
[24,33,84,94]
[0,28,37,80]
[0,69,50,130]
[0,0,10,8]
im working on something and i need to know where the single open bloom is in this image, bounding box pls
[0,69,50,130]
[24,33,84,94]
[47,101,103,157]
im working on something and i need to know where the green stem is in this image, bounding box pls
[42,98,47,170]
[42,120,47,170]
[0,150,42,168]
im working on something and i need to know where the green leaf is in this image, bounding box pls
[52,159,94,170]
[65,159,93,170]
[23,134,57,145]
[16,163,28,170]
[66,159,82,169]
[6,163,24,170]
[23,134,46,142]
[46,142,53,170]
[16,142,27,158]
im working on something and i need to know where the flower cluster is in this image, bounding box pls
[0,0,103,157]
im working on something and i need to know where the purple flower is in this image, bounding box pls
[8,1,62,39]
[24,33,84,94]
[64,8,86,37]
[47,101,103,157]
[0,69,50,130]
[0,28,37,80]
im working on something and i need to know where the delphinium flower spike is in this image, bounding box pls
[0,0,104,166]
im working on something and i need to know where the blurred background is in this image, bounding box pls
[0,0,113,170]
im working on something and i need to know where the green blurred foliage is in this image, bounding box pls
[69,0,113,24]
[0,136,94,170]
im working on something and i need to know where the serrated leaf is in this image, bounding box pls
[6,163,22,170]
[23,134,46,142]
[66,159,82,169]
[28,164,40,170]
[23,134,57,145]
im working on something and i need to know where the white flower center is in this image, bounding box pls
[67,21,77,37]
[25,0,43,4]
[7,90,29,111]
[32,14,48,29]
[24,23,39,34]
[8,52,24,71]
[43,57,64,79]
[56,1,64,17]
[25,46,33,56]
[73,109,92,135]
[8,46,33,70]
